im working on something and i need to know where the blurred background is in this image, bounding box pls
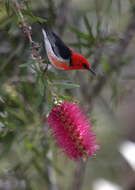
[0,0,135,190]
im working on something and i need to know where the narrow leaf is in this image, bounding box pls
[83,15,93,38]
[70,26,90,40]
[54,82,80,89]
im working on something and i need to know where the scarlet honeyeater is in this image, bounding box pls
[41,24,96,75]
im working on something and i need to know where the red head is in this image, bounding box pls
[71,52,96,75]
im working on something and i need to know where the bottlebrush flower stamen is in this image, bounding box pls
[48,102,99,160]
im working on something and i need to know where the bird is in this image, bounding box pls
[41,24,96,75]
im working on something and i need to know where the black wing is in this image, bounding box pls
[42,24,71,61]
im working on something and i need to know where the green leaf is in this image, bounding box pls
[69,26,90,40]
[83,15,93,38]
[19,63,30,68]
[58,95,73,101]
[68,42,89,48]
[23,11,46,23]
[99,37,118,43]
[0,131,15,156]
[5,0,10,15]
[19,60,35,68]
[47,71,68,81]
[7,108,28,122]
[37,76,46,96]
[54,82,80,89]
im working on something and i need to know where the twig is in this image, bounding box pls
[70,160,87,190]
[13,0,42,62]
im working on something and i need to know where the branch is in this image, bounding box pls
[70,160,87,190]
[13,0,42,62]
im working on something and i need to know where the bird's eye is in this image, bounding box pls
[83,63,96,75]
[82,63,89,69]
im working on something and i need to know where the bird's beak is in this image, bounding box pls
[88,67,96,76]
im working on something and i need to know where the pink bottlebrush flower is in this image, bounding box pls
[48,102,99,160]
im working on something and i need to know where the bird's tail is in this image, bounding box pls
[38,21,52,36]
[40,22,59,52]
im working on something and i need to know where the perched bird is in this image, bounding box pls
[41,24,96,75]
